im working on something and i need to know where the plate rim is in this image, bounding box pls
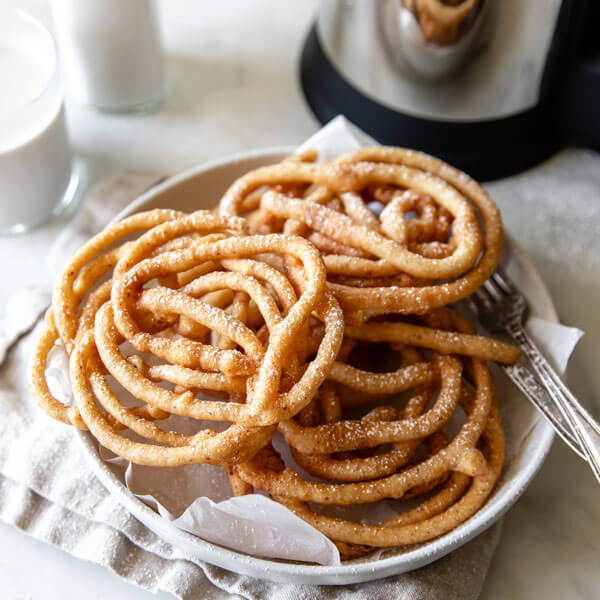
[75,147,555,585]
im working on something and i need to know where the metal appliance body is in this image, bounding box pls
[300,0,600,179]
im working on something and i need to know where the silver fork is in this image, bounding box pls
[467,270,600,482]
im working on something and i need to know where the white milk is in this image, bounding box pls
[51,0,165,111]
[0,11,74,232]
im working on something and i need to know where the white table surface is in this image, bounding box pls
[1,1,599,598]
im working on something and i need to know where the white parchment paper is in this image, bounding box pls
[45,116,583,566]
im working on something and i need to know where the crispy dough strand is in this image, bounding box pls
[30,145,514,559]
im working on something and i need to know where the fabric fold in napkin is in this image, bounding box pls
[0,117,584,599]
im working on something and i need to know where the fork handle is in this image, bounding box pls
[503,362,585,459]
[507,321,600,483]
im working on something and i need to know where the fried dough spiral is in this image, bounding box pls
[220,146,502,324]
[31,145,518,559]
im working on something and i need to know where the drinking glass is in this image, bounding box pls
[0,9,81,233]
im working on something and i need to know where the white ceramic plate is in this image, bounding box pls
[76,149,555,585]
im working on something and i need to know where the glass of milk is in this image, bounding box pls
[51,0,165,113]
[0,9,80,234]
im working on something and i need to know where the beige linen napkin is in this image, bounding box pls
[0,170,502,600]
